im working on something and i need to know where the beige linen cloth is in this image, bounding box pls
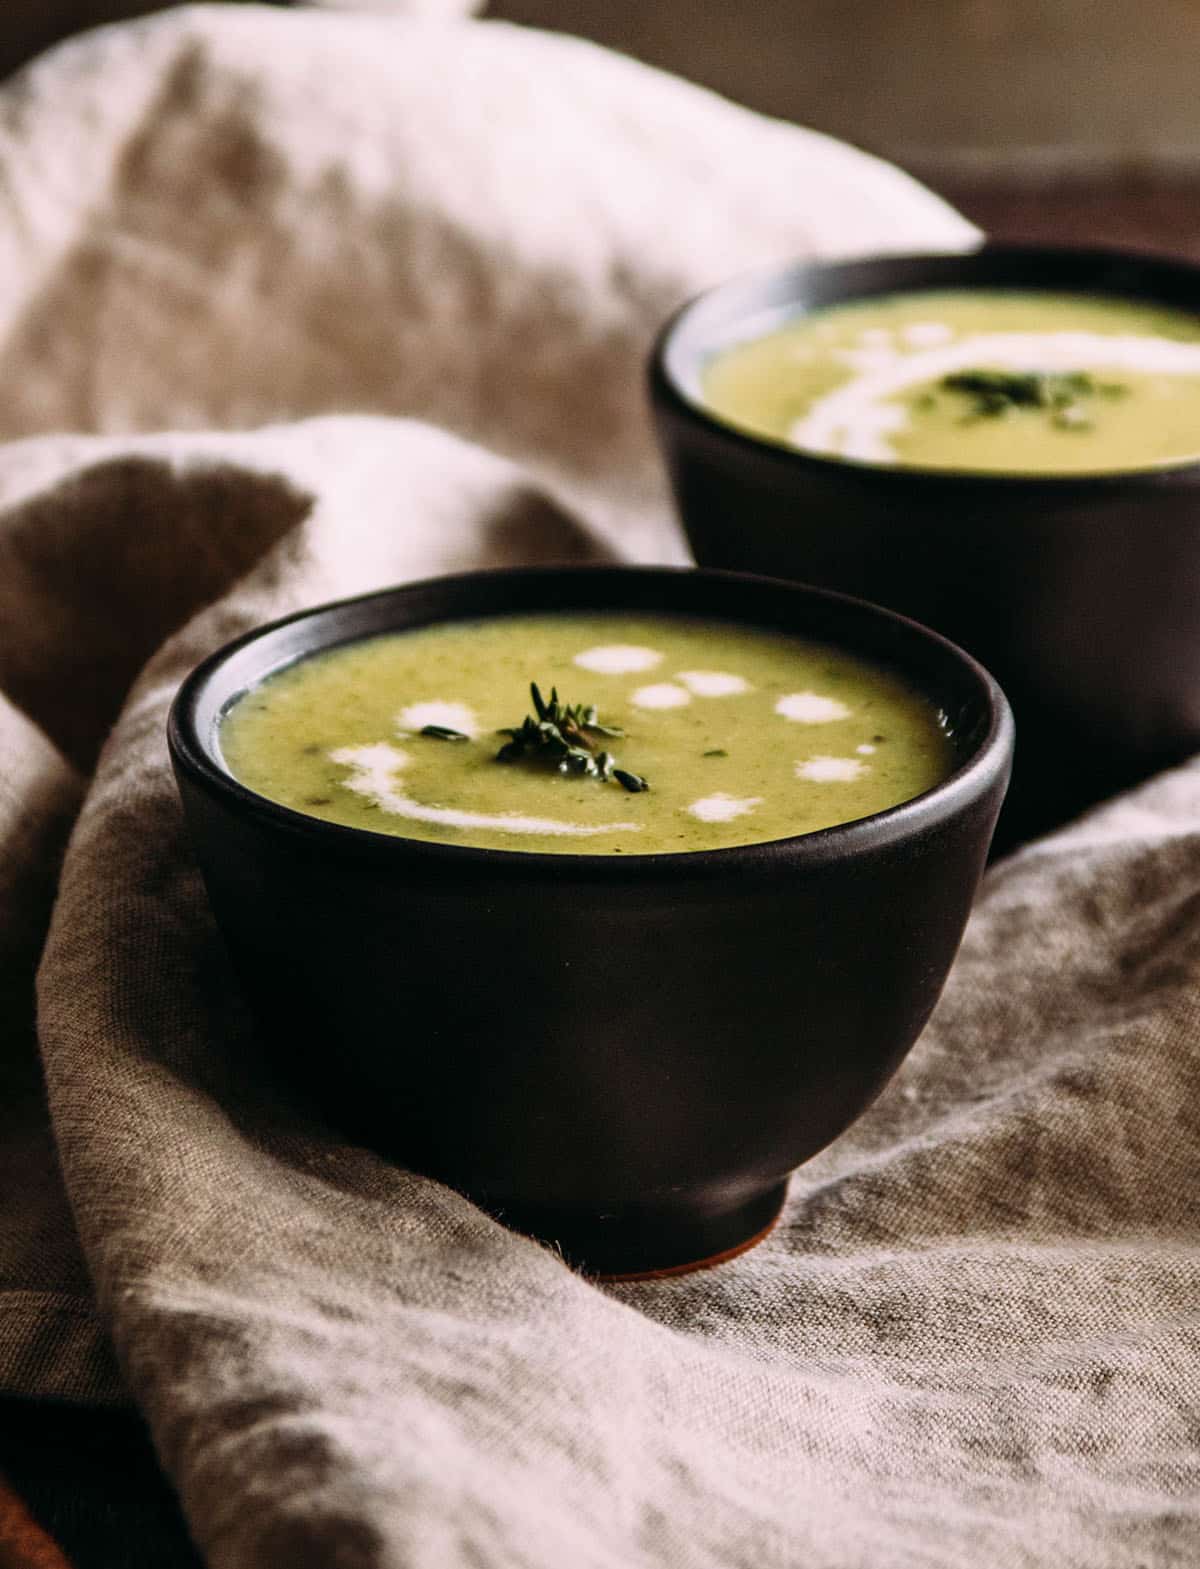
[1,5,1197,1565]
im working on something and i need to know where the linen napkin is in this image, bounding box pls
[3,5,1196,1567]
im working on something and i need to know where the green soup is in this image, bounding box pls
[702,289,1200,474]
[220,613,955,855]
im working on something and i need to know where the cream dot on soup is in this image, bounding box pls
[687,793,762,823]
[219,610,953,855]
[676,670,749,697]
[574,644,662,674]
[632,682,691,710]
[775,692,852,723]
[396,699,478,737]
[797,756,867,783]
[856,743,877,755]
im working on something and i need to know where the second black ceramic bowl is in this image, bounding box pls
[652,246,1200,846]
[169,567,1011,1276]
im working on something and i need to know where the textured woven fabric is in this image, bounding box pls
[5,6,1196,1567]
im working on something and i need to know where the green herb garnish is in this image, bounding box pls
[419,724,471,741]
[496,683,648,792]
[612,768,648,793]
[937,368,1127,432]
[702,748,728,757]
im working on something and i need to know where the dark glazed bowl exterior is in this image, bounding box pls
[651,245,1200,847]
[169,567,1012,1275]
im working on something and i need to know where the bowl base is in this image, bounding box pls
[489,1180,789,1280]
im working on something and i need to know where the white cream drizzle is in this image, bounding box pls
[686,792,762,823]
[796,756,867,783]
[676,670,749,697]
[631,682,691,710]
[396,700,479,738]
[901,321,954,349]
[573,645,663,674]
[789,330,1200,463]
[329,743,640,838]
[775,692,851,723]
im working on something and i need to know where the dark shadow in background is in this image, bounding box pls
[0,1397,203,1569]
[0,0,295,82]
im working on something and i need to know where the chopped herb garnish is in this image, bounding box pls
[702,748,728,757]
[613,768,649,793]
[495,683,648,791]
[936,368,1127,432]
[419,724,471,741]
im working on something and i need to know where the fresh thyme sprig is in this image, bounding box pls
[419,724,471,741]
[495,683,648,792]
[937,369,1128,432]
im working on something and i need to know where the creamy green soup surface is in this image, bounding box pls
[219,613,955,855]
[701,289,1200,474]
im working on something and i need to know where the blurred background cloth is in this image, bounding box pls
[4,0,1200,182]
[0,2,482,82]
[0,2,973,561]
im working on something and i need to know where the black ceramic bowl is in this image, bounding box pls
[651,245,1200,847]
[169,566,1012,1276]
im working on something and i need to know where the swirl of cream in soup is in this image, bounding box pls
[330,743,641,838]
[791,331,1200,463]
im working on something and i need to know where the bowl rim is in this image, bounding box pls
[651,241,1200,490]
[168,565,1013,883]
